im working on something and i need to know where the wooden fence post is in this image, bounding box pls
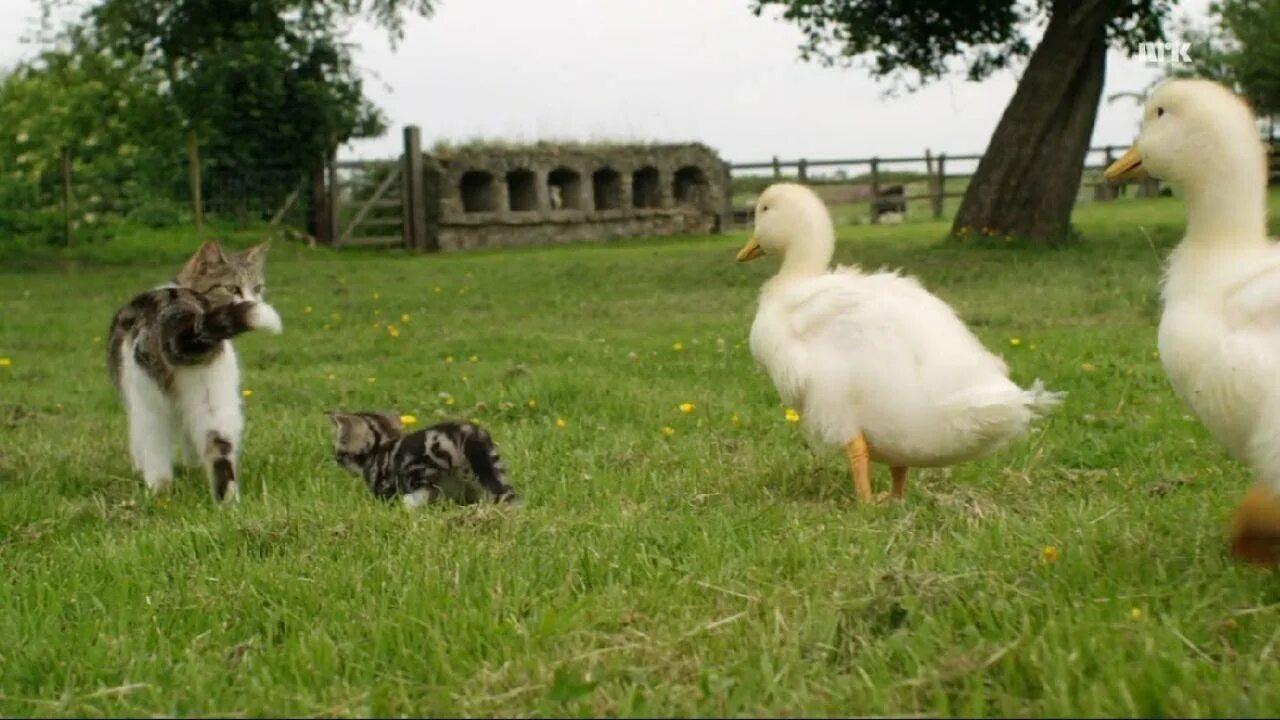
[311,156,329,245]
[936,152,947,217]
[185,131,204,233]
[797,158,808,183]
[60,145,74,247]
[869,157,881,224]
[326,151,339,246]
[772,156,781,179]
[402,125,426,251]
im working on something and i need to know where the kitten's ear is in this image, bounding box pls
[324,411,346,429]
[179,239,228,280]
[238,241,270,268]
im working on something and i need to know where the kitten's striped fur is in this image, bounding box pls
[326,411,518,507]
[108,239,282,502]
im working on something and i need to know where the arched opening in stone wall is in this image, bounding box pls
[632,166,660,209]
[460,170,497,213]
[506,169,537,212]
[547,167,582,210]
[592,168,621,211]
[673,165,709,206]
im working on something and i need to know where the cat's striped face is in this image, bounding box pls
[325,411,404,473]
[176,239,269,304]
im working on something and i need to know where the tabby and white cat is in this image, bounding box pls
[325,411,519,507]
[108,239,283,502]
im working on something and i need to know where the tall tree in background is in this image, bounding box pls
[39,0,436,184]
[1177,0,1280,130]
[750,0,1174,244]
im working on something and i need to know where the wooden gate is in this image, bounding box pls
[327,159,406,248]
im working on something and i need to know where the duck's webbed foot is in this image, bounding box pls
[1230,483,1280,565]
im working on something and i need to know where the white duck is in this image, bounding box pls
[736,183,1063,502]
[1104,78,1280,564]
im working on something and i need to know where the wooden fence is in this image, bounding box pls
[727,142,1280,225]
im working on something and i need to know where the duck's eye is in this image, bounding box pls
[252,284,263,296]
[1156,106,1165,118]
[761,205,770,212]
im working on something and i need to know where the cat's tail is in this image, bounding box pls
[460,423,519,504]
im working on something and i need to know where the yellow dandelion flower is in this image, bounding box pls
[1041,546,1059,564]
[367,377,376,384]
[434,287,442,294]
[0,357,11,367]
[785,408,801,423]
[400,414,418,427]
[469,355,479,363]
[304,306,313,314]
[672,341,684,352]
[1009,337,1022,347]
[401,313,411,323]
[661,426,676,438]
[679,402,695,414]
[528,398,537,409]
[731,414,741,425]
[242,389,253,398]
[1130,607,1144,622]
[445,355,454,364]
[555,417,567,429]
[387,325,400,338]
[443,395,456,406]
[1081,362,1097,372]
[154,495,170,508]
[372,291,380,300]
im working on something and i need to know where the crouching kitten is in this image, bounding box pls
[325,411,519,507]
[108,239,283,502]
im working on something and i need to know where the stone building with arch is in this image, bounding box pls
[418,142,731,251]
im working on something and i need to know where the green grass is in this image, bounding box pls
[3,193,1280,717]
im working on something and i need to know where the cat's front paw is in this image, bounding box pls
[496,490,522,507]
[247,302,284,335]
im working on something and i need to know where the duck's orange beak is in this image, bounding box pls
[736,236,765,262]
[1104,145,1149,183]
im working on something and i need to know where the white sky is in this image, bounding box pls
[0,0,1213,165]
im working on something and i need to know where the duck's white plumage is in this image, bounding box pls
[1104,78,1280,563]
[739,183,1062,480]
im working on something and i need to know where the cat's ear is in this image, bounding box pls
[179,239,228,280]
[324,411,347,429]
[238,241,270,269]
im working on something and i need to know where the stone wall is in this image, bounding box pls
[420,143,730,251]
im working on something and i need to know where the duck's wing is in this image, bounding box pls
[782,274,877,342]
[1226,257,1280,328]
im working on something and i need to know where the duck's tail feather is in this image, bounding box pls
[939,379,1064,443]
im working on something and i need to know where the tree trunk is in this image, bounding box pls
[952,0,1112,244]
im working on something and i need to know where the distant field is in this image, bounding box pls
[2,191,1280,716]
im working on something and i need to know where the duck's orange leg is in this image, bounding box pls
[890,466,909,500]
[1230,482,1280,565]
[845,433,872,503]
